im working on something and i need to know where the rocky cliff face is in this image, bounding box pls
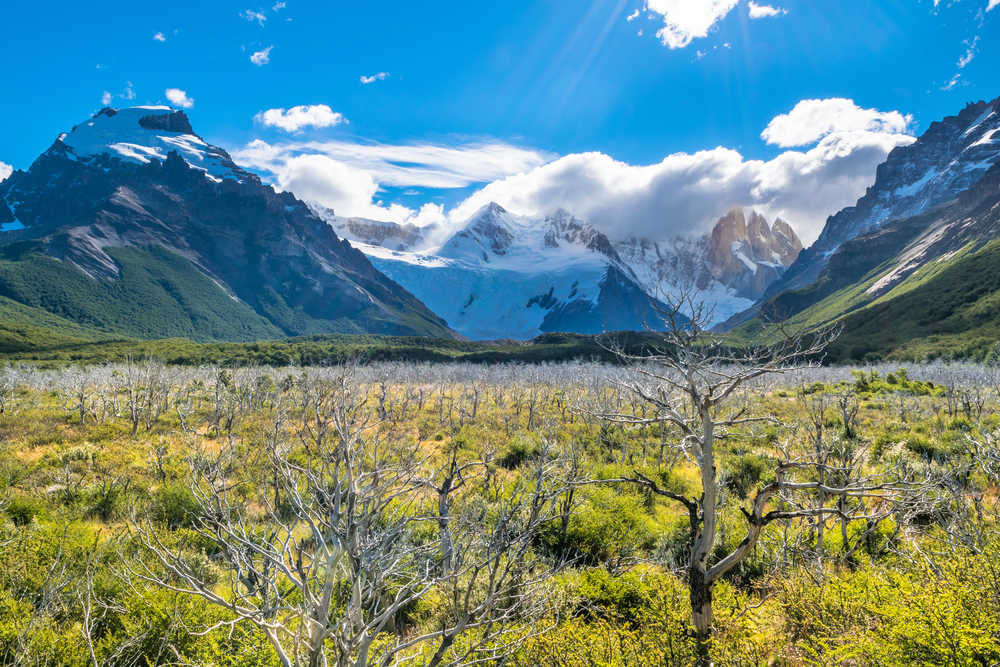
[0,106,454,339]
[614,208,803,325]
[706,208,803,299]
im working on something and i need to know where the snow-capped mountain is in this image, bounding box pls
[311,205,435,252]
[745,96,1000,316]
[321,204,801,338]
[60,106,249,182]
[0,106,453,340]
[616,208,802,322]
[321,204,672,339]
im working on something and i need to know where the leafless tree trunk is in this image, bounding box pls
[130,366,565,667]
[597,290,908,663]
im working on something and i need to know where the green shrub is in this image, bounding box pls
[5,495,45,526]
[539,487,656,565]
[151,483,200,529]
[722,453,773,499]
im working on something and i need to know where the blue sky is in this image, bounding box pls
[1,0,998,242]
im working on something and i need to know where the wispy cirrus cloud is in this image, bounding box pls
[958,35,980,67]
[234,138,552,190]
[231,137,552,223]
[242,9,267,24]
[250,45,273,66]
[360,72,390,85]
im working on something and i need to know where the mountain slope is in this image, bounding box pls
[732,159,1000,360]
[330,204,677,339]
[724,96,1000,329]
[0,106,454,341]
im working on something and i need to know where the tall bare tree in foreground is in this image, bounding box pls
[130,367,566,667]
[599,291,912,664]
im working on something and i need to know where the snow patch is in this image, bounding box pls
[59,107,243,183]
[731,242,758,273]
[894,168,939,198]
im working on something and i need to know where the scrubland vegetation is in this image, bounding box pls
[1,352,1000,665]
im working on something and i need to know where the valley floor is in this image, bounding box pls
[0,361,998,665]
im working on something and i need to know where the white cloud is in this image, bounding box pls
[748,1,787,18]
[254,105,347,132]
[761,98,912,148]
[101,91,112,106]
[232,139,551,224]
[942,72,963,90]
[276,155,383,218]
[233,138,552,189]
[123,81,136,101]
[250,46,273,66]
[360,72,390,85]
[153,32,166,42]
[233,99,915,245]
[0,161,12,182]
[242,9,267,24]
[165,88,194,109]
[958,35,979,68]
[645,0,739,48]
[272,1,286,9]
[446,130,914,245]
[989,0,999,11]
[626,9,640,21]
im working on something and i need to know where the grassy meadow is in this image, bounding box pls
[0,360,998,665]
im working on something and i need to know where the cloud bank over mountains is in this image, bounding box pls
[235,98,916,245]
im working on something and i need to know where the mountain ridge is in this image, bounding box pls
[317,202,802,338]
[722,95,1000,330]
[0,106,456,341]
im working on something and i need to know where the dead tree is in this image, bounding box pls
[131,367,564,667]
[597,291,907,663]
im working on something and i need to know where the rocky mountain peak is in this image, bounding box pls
[51,106,248,185]
[705,207,803,299]
[709,208,749,265]
[0,106,455,340]
[541,209,624,263]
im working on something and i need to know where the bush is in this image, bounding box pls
[498,437,538,469]
[539,487,656,565]
[151,483,200,529]
[722,453,773,499]
[5,495,45,526]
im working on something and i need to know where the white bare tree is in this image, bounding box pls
[596,291,911,664]
[130,367,566,667]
